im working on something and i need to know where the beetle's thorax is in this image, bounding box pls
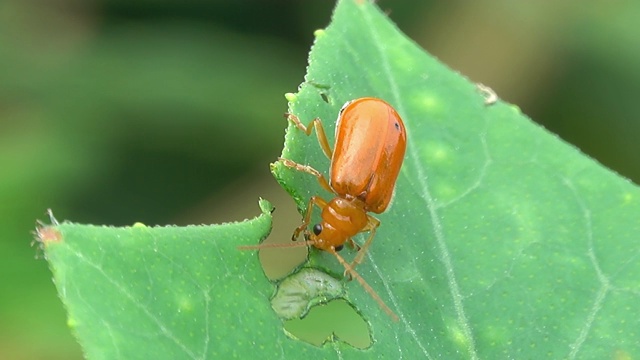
[312,197,368,251]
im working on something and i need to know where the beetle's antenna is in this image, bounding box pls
[329,248,399,322]
[237,240,314,251]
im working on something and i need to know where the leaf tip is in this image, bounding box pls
[258,198,275,215]
[33,209,63,250]
[313,29,326,38]
[67,317,78,330]
[33,225,63,247]
[284,92,297,103]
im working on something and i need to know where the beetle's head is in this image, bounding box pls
[305,222,344,252]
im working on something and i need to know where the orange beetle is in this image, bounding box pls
[243,97,406,321]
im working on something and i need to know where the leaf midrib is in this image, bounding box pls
[359,5,479,359]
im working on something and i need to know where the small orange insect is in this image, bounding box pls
[242,97,406,321]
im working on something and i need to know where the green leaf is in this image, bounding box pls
[40,1,640,359]
[272,0,640,358]
[40,200,281,359]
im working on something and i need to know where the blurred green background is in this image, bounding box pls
[1,1,638,358]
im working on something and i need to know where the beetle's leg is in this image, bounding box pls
[285,113,333,159]
[238,195,327,251]
[329,247,398,321]
[278,157,334,195]
[346,238,361,251]
[292,195,328,241]
[350,215,381,270]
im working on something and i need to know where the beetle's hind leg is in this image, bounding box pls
[278,157,333,195]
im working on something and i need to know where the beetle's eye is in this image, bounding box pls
[312,224,322,235]
[334,245,344,252]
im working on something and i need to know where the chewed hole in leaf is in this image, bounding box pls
[283,299,372,349]
[258,236,308,280]
[271,268,372,349]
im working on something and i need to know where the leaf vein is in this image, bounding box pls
[66,244,200,360]
[359,4,479,359]
[563,177,610,360]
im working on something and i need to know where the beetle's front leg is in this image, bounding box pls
[292,195,328,241]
